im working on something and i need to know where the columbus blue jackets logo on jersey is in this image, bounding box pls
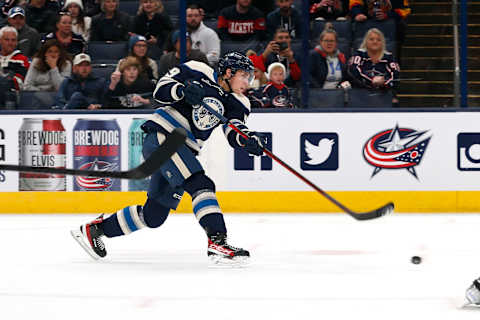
[363,125,431,179]
[75,159,117,190]
[192,97,224,130]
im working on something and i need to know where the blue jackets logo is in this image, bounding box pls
[458,133,480,170]
[300,133,338,170]
[363,125,431,179]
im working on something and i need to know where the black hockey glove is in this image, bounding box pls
[239,131,267,156]
[182,80,205,106]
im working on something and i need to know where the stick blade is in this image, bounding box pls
[351,202,395,221]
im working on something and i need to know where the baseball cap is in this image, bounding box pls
[8,7,25,18]
[73,53,91,65]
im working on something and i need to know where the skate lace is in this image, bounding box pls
[94,237,105,251]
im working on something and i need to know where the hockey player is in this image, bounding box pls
[71,52,266,264]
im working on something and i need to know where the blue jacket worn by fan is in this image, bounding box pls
[55,73,107,109]
[309,47,348,88]
[143,60,253,155]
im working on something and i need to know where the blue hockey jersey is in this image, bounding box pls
[143,60,252,154]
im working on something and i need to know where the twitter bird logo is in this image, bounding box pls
[301,133,338,170]
[305,138,335,165]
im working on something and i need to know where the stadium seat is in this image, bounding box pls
[163,0,179,16]
[346,88,393,107]
[18,91,56,109]
[306,88,345,108]
[220,40,263,56]
[147,44,163,60]
[353,19,397,42]
[203,19,218,31]
[118,1,138,16]
[87,42,128,60]
[91,64,116,80]
[312,20,352,43]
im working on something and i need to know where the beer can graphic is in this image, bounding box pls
[19,118,66,191]
[128,118,149,191]
[73,119,121,191]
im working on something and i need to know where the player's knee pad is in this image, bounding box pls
[142,198,170,228]
[183,172,216,196]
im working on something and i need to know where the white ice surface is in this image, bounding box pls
[0,213,480,320]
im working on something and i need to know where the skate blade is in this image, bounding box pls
[208,255,250,267]
[70,229,100,261]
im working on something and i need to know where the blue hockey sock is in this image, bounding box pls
[102,205,147,237]
[192,190,226,236]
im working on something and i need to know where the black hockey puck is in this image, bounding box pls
[411,256,422,264]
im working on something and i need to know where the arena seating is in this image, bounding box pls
[87,42,128,61]
[18,91,56,109]
[346,89,393,108]
[307,88,346,108]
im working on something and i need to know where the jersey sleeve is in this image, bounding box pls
[383,55,400,88]
[153,65,188,105]
[222,93,254,149]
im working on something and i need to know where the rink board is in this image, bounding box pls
[0,111,480,213]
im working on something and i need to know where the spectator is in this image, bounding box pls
[218,0,266,42]
[261,27,300,86]
[55,53,107,109]
[0,0,20,25]
[90,0,131,42]
[186,0,234,19]
[104,56,154,109]
[309,25,349,88]
[133,0,173,50]
[350,0,411,61]
[25,0,59,34]
[310,0,349,21]
[158,30,208,77]
[0,26,29,90]
[249,62,293,108]
[347,28,399,92]
[23,39,72,91]
[64,0,91,42]
[7,6,41,58]
[116,34,158,82]
[84,0,101,17]
[187,4,220,66]
[246,49,266,89]
[266,0,302,40]
[42,13,86,57]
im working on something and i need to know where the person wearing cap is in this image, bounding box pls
[116,34,158,82]
[25,0,59,34]
[186,4,220,66]
[90,0,131,42]
[55,53,107,109]
[64,0,92,42]
[23,39,72,91]
[42,13,86,57]
[158,30,208,78]
[7,6,41,58]
[104,56,154,109]
[133,0,173,50]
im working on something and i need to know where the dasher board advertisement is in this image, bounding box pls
[0,112,480,192]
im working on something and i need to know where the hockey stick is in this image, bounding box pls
[0,128,187,180]
[201,101,393,221]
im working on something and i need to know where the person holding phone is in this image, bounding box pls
[259,27,300,86]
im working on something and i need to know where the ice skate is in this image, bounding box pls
[70,215,107,260]
[207,233,250,265]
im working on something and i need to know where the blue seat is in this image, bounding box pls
[353,19,397,42]
[305,89,345,108]
[346,88,393,108]
[163,0,179,16]
[203,19,218,31]
[147,44,163,60]
[118,1,137,16]
[312,20,353,43]
[87,42,128,60]
[18,91,56,109]
[220,40,262,56]
[91,64,115,80]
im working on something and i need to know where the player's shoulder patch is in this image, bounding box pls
[231,92,251,112]
[184,60,218,83]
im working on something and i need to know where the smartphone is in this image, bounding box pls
[277,42,288,51]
